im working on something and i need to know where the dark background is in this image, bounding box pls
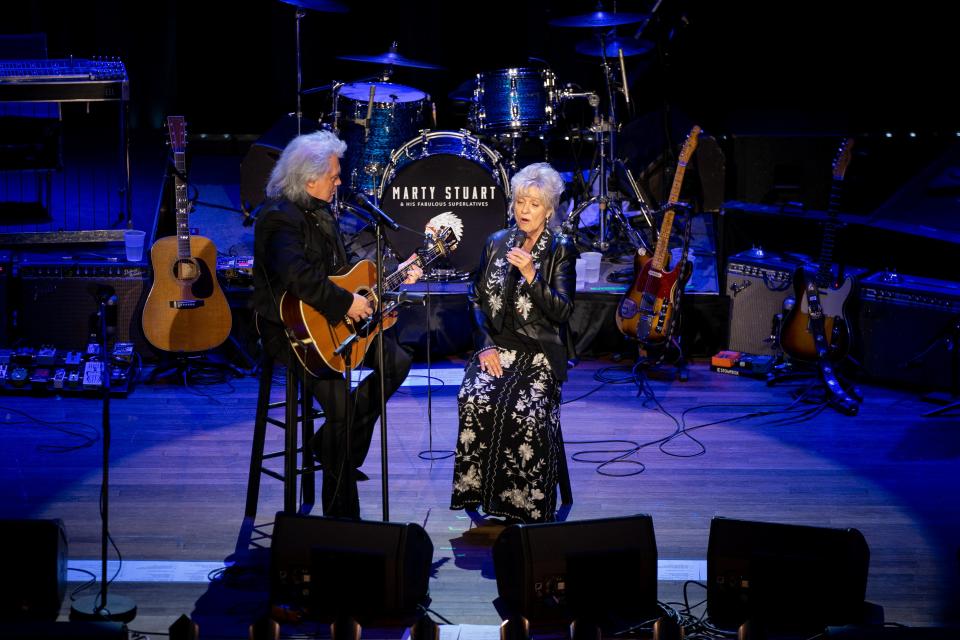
[6,0,955,135]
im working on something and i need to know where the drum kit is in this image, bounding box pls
[286,0,659,278]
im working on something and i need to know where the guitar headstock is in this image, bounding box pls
[832,137,855,181]
[167,115,187,155]
[678,125,701,167]
[425,225,459,257]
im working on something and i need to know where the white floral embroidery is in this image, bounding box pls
[459,428,477,447]
[498,349,516,369]
[515,293,533,320]
[488,293,502,316]
[518,442,534,463]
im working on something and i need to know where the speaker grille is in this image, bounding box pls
[16,263,151,353]
[725,253,798,354]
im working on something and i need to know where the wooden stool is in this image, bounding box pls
[244,357,323,518]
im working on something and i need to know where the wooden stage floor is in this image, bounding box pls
[2,357,958,637]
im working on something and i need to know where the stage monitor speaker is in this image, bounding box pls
[492,514,658,631]
[858,271,960,389]
[0,519,67,621]
[240,115,321,216]
[270,512,433,625]
[16,261,151,353]
[725,250,806,355]
[707,517,869,633]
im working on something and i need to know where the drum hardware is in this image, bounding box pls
[553,28,654,254]
[276,0,347,137]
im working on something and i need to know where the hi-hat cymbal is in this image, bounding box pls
[549,10,648,28]
[337,50,444,70]
[278,0,348,13]
[575,36,654,57]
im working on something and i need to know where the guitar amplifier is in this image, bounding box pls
[725,249,809,355]
[858,271,960,389]
[15,259,152,353]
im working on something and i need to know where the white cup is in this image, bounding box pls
[124,229,146,262]
[575,258,586,287]
[581,251,602,282]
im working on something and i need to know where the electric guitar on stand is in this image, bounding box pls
[142,116,232,353]
[779,138,860,415]
[615,125,700,351]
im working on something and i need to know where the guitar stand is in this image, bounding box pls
[146,352,241,386]
[921,316,960,417]
[766,359,862,415]
[634,336,689,383]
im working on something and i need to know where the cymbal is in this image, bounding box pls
[277,0,348,13]
[337,50,444,70]
[549,10,648,28]
[575,36,654,57]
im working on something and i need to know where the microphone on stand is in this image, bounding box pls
[618,48,631,106]
[354,193,400,231]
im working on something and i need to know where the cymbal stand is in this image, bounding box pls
[294,6,306,135]
[562,32,653,253]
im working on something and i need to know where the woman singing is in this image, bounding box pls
[451,162,578,524]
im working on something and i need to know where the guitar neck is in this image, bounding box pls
[651,162,688,271]
[815,178,843,288]
[173,151,191,259]
[380,244,441,291]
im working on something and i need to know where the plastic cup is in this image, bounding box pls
[124,229,146,262]
[582,251,602,282]
[575,258,586,287]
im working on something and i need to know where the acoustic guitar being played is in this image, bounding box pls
[142,116,232,353]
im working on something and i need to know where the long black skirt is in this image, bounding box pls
[450,348,562,523]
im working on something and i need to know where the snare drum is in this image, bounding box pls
[378,130,510,274]
[471,67,558,134]
[338,81,427,194]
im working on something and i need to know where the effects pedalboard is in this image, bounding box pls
[0,342,137,396]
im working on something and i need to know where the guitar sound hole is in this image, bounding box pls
[174,258,200,283]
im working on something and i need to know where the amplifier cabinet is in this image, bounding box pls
[858,271,960,389]
[726,250,807,355]
[15,260,151,353]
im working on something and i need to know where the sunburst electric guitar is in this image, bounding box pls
[142,116,232,353]
[280,213,461,375]
[615,125,701,348]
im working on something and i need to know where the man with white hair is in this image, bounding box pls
[253,130,421,519]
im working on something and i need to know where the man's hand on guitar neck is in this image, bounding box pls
[397,253,423,285]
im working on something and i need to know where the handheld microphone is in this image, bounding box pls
[513,230,527,249]
[354,193,400,231]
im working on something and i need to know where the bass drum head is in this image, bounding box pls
[379,132,509,275]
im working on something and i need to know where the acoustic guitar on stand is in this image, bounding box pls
[615,125,700,349]
[142,116,232,353]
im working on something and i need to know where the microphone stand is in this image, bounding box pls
[70,292,136,623]
[351,194,400,522]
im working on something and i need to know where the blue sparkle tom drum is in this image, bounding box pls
[338,81,428,194]
[471,67,558,134]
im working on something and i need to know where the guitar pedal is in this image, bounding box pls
[65,351,83,366]
[10,367,28,387]
[67,370,81,387]
[86,342,101,356]
[53,368,67,389]
[38,345,57,365]
[30,368,51,387]
[0,363,7,382]
[111,342,134,363]
[83,361,104,389]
